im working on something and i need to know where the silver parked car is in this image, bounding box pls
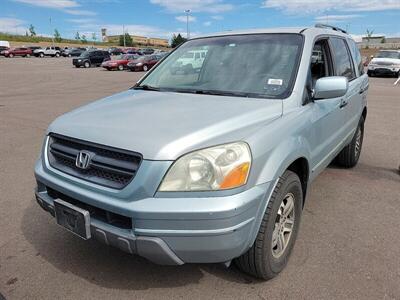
[34,24,368,279]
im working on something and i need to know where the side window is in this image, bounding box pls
[347,39,364,75]
[330,37,356,80]
[310,39,333,86]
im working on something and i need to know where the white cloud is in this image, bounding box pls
[64,9,97,16]
[211,15,224,20]
[203,21,212,26]
[13,0,79,9]
[315,14,363,23]
[12,0,96,16]
[175,15,196,22]
[0,17,27,34]
[262,0,400,13]
[150,0,234,13]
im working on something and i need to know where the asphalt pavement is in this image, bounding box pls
[0,57,399,299]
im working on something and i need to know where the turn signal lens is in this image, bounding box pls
[220,162,250,189]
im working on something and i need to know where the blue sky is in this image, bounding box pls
[0,0,399,42]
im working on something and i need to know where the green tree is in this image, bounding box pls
[54,29,62,42]
[171,33,187,48]
[81,34,87,44]
[75,31,80,41]
[29,24,36,36]
[381,37,386,43]
[118,33,133,47]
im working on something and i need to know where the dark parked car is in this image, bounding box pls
[2,47,32,57]
[101,54,140,71]
[127,55,161,71]
[73,50,111,68]
[140,48,154,55]
[27,46,41,52]
[63,47,86,57]
[108,47,124,56]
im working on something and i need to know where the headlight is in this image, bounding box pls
[158,142,251,192]
[136,62,143,66]
[78,59,81,62]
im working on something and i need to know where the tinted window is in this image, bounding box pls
[330,38,356,80]
[347,39,364,75]
[140,34,304,99]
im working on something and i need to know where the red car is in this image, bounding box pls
[101,54,139,71]
[127,55,161,72]
[2,47,32,58]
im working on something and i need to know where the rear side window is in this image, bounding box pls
[330,37,356,80]
[347,39,364,75]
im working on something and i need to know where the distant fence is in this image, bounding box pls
[358,42,400,49]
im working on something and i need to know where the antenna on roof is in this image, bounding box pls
[315,23,347,34]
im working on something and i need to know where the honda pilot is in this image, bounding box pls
[35,25,368,279]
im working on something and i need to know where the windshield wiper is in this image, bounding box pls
[133,84,161,91]
[192,89,251,98]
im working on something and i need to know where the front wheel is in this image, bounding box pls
[39,53,44,58]
[26,54,30,58]
[84,61,90,68]
[118,64,124,71]
[55,52,60,57]
[235,170,302,280]
[8,53,14,58]
[335,116,364,168]
[143,65,148,72]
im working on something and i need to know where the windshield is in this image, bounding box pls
[376,51,400,59]
[138,34,303,98]
[79,51,90,58]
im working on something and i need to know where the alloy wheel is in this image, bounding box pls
[271,193,295,258]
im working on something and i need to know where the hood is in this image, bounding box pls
[371,57,400,65]
[48,90,282,160]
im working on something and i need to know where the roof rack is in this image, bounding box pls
[315,23,347,34]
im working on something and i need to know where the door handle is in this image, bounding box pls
[340,101,348,108]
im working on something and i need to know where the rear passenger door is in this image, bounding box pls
[329,37,363,140]
[346,38,369,131]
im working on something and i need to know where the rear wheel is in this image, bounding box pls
[335,116,364,168]
[118,64,124,71]
[235,170,302,280]
[143,65,148,71]
[84,61,90,68]
[55,52,60,57]
[39,52,44,58]
[26,53,30,58]
[367,70,374,77]
[8,53,14,58]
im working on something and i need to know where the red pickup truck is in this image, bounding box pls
[2,47,33,57]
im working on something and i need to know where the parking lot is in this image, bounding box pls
[0,57,399,299]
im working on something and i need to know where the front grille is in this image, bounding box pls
[47,133,142,189]
[46,186,132,229]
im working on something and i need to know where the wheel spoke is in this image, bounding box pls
[283,196,294,217]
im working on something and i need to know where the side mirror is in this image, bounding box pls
[313,76,348,100]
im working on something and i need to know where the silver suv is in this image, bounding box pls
[34,25,368,279]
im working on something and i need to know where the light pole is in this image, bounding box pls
[185,9,191,39]
[50,17,54,46]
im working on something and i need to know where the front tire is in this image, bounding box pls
[55,52,60,57]
[26,54,30,58]
[84,61,90,68]
[118,64,124,71]
[335,116,364,168]
[8,53,14,58]
[235,170,302,280]
[143,65,148,71]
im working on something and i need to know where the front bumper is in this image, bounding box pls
[368,66,399,75]
[34,158,274,265]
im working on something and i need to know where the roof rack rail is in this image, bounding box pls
[315,23,347,34]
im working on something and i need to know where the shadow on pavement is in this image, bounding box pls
[21,200,261,290]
